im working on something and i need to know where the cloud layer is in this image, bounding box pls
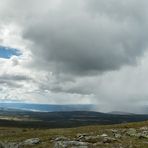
[0,0,148,112]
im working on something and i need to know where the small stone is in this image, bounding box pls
[100,133,108,137]
[114,133,122,139]
[140,126,148,131]
[111,129,118,133]
[55,136,70,141]
[103,137,116,143]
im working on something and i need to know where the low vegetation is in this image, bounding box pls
[0,121,148,147]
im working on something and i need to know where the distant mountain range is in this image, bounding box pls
[0,103,148,128]
[0,103,95,112]
[0,108,148,128]
[0,103,148,114]
[108,111,135,115]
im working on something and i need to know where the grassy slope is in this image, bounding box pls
[0,121,148,147]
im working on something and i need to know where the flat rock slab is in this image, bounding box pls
[0,142,19,148]
[22,138,40,145]
[0,138,40,148]
[54,140,92,148]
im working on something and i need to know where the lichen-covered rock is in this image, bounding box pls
[0,142,19,148]
[54,136,70,141]
[114,133,122,139]
[140,126,148,131]
[54,140,92,148]
[126,128,137,137]
[82,135,103,144]
[76,133,89,138]
[111,129,118,133]
[83,135,100,142]
[137,132,148,139]
[103,137,116,143]
[22,138,40,145]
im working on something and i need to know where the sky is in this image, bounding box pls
[0,0,148,112]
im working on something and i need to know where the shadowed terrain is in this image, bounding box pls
[0,108,148,128]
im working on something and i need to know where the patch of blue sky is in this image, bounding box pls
[0,46,21,59]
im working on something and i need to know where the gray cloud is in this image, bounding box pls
[0,74,31,81]
[0,80,22,88]
[21,0,148,75]
[0,74,32,89]
[1,0,148,75]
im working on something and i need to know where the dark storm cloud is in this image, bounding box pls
[21,0,148,75]
[1,0,148,75]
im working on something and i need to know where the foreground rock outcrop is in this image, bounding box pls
[1,126,148,148]
[53,126,148,148]
[0,138,40,148]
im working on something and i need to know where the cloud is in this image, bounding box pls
[0,0,148,112]
[1,0,148,75]
[22,0,148,75]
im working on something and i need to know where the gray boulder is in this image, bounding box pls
[111,129,118,133]
[126,128,137,137]
[54,136,70,141]
[22,138,40,145]
[0,142,19,148]
[137,132,148,139]
[114,133,122,139]
[140,126,148,131]
[54,140,92,148]
[103,137,116,143]
[83,135,100,142]
[100,133,108,137]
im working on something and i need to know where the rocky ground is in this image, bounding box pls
[52,126,148,148]
[0,125,148,147]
